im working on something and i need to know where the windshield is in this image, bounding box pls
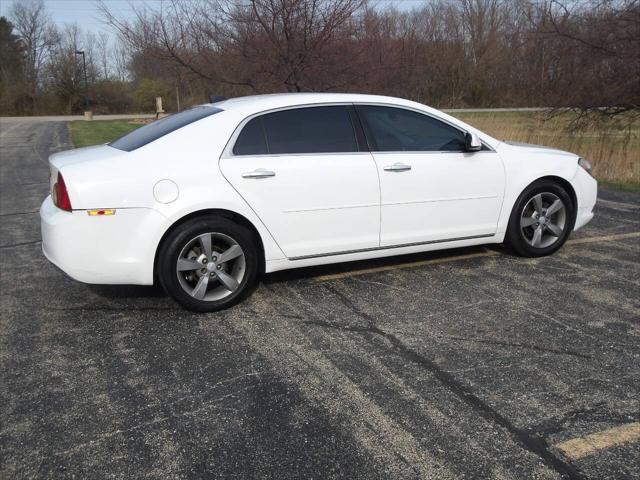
[110,106,223,152]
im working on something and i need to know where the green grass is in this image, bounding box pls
[69,120,142,148]
[598,180,640,193]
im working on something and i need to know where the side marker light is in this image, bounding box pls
[87,209,116,216]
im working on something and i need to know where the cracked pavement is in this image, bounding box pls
[1,119,639,479]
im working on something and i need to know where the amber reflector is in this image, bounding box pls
[87,209,116,216]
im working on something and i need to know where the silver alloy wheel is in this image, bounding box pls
[176,232,246,301]
[520,192,567,248]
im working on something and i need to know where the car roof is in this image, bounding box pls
[201,92,500,149]
[208,93,424,114]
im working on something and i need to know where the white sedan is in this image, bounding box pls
[41,94,597,311]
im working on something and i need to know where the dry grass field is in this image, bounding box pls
[452,111,639,189]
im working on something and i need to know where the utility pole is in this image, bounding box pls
[75,50,89,111]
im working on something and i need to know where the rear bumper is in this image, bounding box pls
[572,168,597,231]
[40,196,168,285]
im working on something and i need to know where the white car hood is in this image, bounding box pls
[499,140,578,158]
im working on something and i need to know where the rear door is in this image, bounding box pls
[219,105,380,259]
[356,105,505,247]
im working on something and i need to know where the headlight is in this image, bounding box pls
[578,157,593,175]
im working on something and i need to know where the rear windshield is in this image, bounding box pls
[110,106,223,152]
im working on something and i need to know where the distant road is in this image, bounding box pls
[444,107,547,113]
[0,108,549,124]
[0,114,156,123]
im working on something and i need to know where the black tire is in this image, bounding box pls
[505,179,575,257]
[157,216,259,312]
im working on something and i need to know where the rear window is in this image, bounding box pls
[233,106,358,155]
[233,117,268,155]
[110,106,223,152]
[263,106,358,154]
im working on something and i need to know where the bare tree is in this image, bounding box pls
[45,24,103,113]
[535,0,640,121]
[111,39,130,82]
[9,0,58,112]
[83,30,101,83]
[100,0,367,94]
[46,23,84,113]
[231,0,366,91]
[97,31,111,79]
[3,0,638,115]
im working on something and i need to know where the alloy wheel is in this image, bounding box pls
[176,232,246,301]
[520,192,567,248]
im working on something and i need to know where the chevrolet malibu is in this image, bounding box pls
[41,94,597,311]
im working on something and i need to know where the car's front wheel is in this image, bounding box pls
[505,180,575,257]
[157,216,259,312]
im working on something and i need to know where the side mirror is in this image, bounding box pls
[465,132,482,152]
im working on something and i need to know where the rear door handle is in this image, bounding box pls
[242,168,276,179]
[383,163,412,172]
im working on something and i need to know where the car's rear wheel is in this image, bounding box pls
[158,216,259,312]
[505,180,574,257]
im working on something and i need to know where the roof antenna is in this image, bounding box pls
[209,94,227,103]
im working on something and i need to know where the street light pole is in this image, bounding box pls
[75,50,88,111]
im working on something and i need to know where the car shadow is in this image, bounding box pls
[87,284,168,299]
[264,244,509,284]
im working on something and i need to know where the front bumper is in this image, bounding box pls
[572,167,598,231]
[40,196,168,285]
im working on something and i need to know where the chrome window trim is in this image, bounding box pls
[368,149,495,155]
[221,101,495,159]
[224,151,372,158]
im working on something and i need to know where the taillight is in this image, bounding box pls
[53,172,72,211]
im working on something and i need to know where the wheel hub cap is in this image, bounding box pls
[176,232,246,302]
[520,192,567,248]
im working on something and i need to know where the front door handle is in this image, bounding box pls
[383,163,412,172]
[242,168,276,179]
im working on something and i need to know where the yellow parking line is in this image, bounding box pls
[554,422,640,460]
[566,231,640,245]
[314,231,640,282]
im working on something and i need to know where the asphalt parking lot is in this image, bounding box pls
[1,119,639,479]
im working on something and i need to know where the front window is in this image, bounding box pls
[356,105,467,152]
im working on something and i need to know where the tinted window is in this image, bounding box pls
[233,117,268,155]
[357,106,466,152]
[110,106,222,152]
[258,106,358,154]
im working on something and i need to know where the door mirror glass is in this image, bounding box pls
[465,132,482,152]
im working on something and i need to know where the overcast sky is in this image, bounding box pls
[0,0,162,38]
[0,0,422,41]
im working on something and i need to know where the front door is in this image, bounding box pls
[356,105,505,247]
[220,105,380,259]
